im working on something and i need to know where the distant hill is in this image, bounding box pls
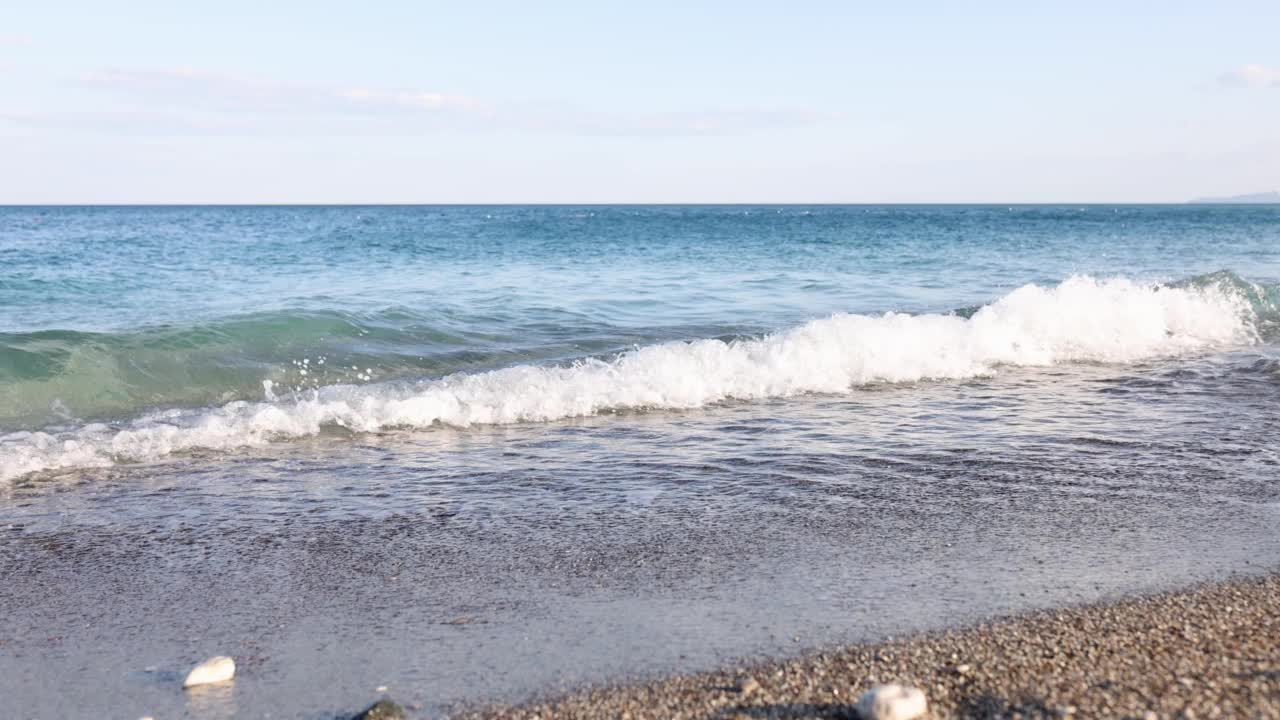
[1189,190,1280,204]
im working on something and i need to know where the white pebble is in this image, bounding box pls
[856,684,927,720]
[183,655,236,688]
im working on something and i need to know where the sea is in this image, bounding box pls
[2,205,1279,718]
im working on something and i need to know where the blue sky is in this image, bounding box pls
[2,1,1278,203]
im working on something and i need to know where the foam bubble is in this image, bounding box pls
[0,276,1259,482]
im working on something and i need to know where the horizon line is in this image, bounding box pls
[4,201,1277,208]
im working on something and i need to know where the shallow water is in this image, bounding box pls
[2,205,1279,717]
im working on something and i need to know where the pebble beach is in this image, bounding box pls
[9,3,1280,716]
[462,574,1280,720]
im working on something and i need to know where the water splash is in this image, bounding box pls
[1,273,1266,482]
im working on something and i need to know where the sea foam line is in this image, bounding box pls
[0,276,1259,482]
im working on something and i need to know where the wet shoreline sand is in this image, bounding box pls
[2,445,1278,719]
[461,574,1280,719]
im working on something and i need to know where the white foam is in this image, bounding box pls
[0,276,1259,482]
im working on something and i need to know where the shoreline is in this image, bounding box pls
[458,574,1280,719]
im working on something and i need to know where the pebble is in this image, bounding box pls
[182,655,236,688]
[856,683,928,720]
[352,699,409,719]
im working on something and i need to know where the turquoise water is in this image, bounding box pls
[2,205,1280,479]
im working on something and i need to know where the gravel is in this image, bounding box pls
[460,574,1280,719]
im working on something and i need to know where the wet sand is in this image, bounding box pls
[463,574,1280,720]
[3,387,1279,718]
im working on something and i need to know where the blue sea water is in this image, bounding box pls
[2,204,1279,479]
[2,205,1280,717]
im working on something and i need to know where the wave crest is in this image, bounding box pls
[0,274,1264,482]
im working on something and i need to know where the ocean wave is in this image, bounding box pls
[0,273,1270,482]
[0,305,623,432]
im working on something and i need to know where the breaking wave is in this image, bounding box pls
[1,272,1273,482]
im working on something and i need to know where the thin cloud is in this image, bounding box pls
[0,34,35,47]
[0,109,257,136]
[67,66,831,137]
[78,68,485,116]
[551,108,839,137]
[1218,64,1280,88]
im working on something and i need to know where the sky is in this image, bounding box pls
[1,1,1279,203]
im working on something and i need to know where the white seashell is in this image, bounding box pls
[856,683,927,720]
[183,655,236,688]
